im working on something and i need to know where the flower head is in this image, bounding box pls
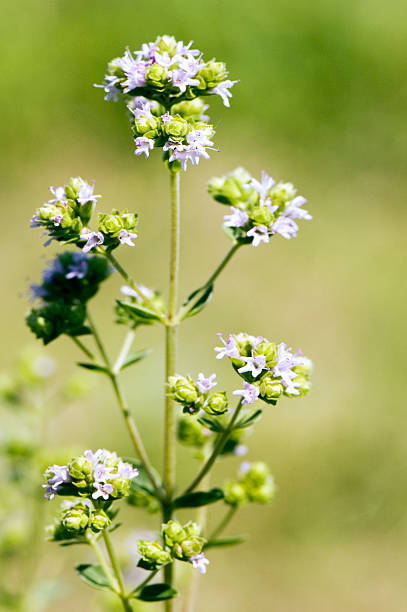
[233,382,260,405]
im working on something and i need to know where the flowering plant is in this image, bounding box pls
[26,35,313,611]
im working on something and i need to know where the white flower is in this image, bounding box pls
[237,355,267,377]
[121,284,155,302]
[271,217,298,239]
[134,137,155,158]
[212,79,239,107]
[119,48,147,92]
[190,553,210,574]
[128,97,154,119]
[247,225,270,247]
[118,229,138,246]
[245,170,275,201]
[272,343,298,392]
[42,465,71,500]
[92,482,114,500]
[196,373,217,393]
[214,333,240,359]
[233,382,260,405]
[48,186,67,206]
[94,75,121,101]
[169,69,199,93]
[224,207,249,228]
[77,182,101,206]
[80,230,104,253]
[284,196,312,220]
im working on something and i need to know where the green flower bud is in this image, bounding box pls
[62,505,90,532]
[248,481,276,504]
[204,391,228,416]
[250,205,274,226]
[127,488,160,513]
[155,35,178,56]
[254,341,278,367]
[171,98,207,120]
[285,375,312,397]
[269,182,297,207]
[182,522,201,539]
[177,416,211,448]
[224,481,247,506]
[197,61,228,89]
[65,177,86,200]
[242,462,269,488]
[208,176,242,205]
[162,520,186,547]
[293,357,313,377]
[259,375,284,404]
[168,375,199,406]
[98,214,122,234]
[90,510,111,532]
[145,63,168,90]
[138,540,172,567]
[134,115,161,139]
[180,536,204,558]
[162,115,189,141]
[68,455,93,483]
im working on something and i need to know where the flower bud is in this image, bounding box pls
[162,115,189,141]
[65,177,86,200]
[68,455,93,482]
[248,481,276,504]
[208,176,242,205]
[145,63,168,91]
[250,206,274,226]
[168,375,199,406]
[242,462,269,488]
[162,520,185,546]
[62,505,90,533]
[180,537,204,558]
[133,115,161,139]
[285,376,312,397]
[204,391,228,416]
[90,510,111,532]
[138,540,172,567]
[224,481,247,506]
[182,522,201,538]
[197,61,228,89]
[258,375,284,404]
[177,416,211,448]
[269,182,297,206]
[254,341,278,367]
[293,357,313,377]
[171,98,208,120]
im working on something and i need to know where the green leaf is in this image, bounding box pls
[117,300,161,321]
[137,559,158,571]
[173,488,224,509]
[120,349,152,371]
[75,564,112,591]
[59,538,87,547]
[77,362,111,375]
[181,283,214,320]
[235,409,263,429]
[197,415,225,433]
[134,583,177,602]
[204,535,246,549]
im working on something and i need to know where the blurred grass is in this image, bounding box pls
[1,0,407,610]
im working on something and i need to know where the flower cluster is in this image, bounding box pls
[208,167,312,246]
[47,500,112,541]
[96,35,238,169]
[168,372,228,416]
[43,449,139,502]
[30,178,138,253]
[138,521,209,574]
[215,333,313,403]
[224,461,276,506]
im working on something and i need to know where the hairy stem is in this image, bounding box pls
[182,399,244,495]
[102,530,133,611]
[163,169,181,611]
[87,533,119,594]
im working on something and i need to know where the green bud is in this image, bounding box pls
[162,520,185,547]
[250,205,274,226]
[68,455,93,482]
[145,63,168,90]
[285,375,312,397]
[258,375,284,404]
[90,510,111,532]
[269,182,297,207]
[293,357,313,377]
[62,505,90,533]
[134,115,161,139]
[171,98,207,120]
[155,35,178,57]
[177,416,211,448]
[248,481,276,504]
[197,61,228,89]
[182,522,201,539]
[242,462,269,488]
[254,341,278,368]
[168,375,199,406]
[65,177,86,200]
[204,391,228,416]
[180,536,204,558]
[107,57,125,79]
[162,115,189,141]
[208,176,242,205]
[138,540,172,567]
[224,481,247,506]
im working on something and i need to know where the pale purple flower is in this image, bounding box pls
[119,49,147,92]
[117,461,139,480]
[135,137,155,158]
[177,54,203,77]
[238,355,267,377]
[77,182,101,206]
[190,553,210,574]
[234,444,248,457]
[212,79,238,107]
[52,214,63,226]
[42,465,71,500]
[169,69,200,93]
[271,217,298,239]
[30,284,47,299]
[65,255,88,279]
[223,207,249,228]
[164,128,216,171]
[128,98,154,119]
[121,284,154,302]
[247,225,270,247]
[118,229,138,246]
[92,482,114,500]
[284,196,312,220]
[94,75,121,102]
[272,342,298,392]
[161,112,172,124]
[153,51,173,70]
[214,333,240,359]
[49,186,67,205]
[30,214,41,228]
[233,382,260,405]
[80,230,104,253]
[245,171,275,201]
[196,373,217,393]
[240,461,251,475]
[93,463,116,482]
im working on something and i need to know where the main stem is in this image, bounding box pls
[102,530,133,612]
[163,169,180,610]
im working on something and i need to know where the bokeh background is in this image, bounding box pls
[1,0,407,610]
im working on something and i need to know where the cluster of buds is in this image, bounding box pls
[30,178,138,253]
[116,284,166,328]
[168,373,228,416]
[137,521,209,574]
[26,301,88,345]
[177,415,212,449]
[215,333,313,404]
[96,35,238,170]
[208,167,312,246]
[224,462,276,506]
[42,449,139,502]
[48,500,111,541]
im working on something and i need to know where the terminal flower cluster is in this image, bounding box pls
[208,167,312,246]
[43,449,139,502]
[167,372,228,416]
[48,500,112,540]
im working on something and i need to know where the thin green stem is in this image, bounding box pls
[113,330,136,374]
[102,531,133,611]
[208,505,237,542]
[130,569,159,595]
[103,249,166,323]
[163,169,181,612]
[182,399,244,495]
[72,336,95,360]
[177,243,241,321]
[87,310,112,367]
[87,533,119,595]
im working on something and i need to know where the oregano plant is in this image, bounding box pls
[27,35,313,611]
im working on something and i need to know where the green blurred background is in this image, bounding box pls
[1,0,407,610]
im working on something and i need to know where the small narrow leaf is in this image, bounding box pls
[77,362,111,375]
[197,415,225,433]
[75,564,112,590]
[117,300,161,321]
[181,284,214,320]
[173,488,224,509]
[137,559,158,571]
[204,535,246,549]
[134,583,177,602]
[235,409,263,429]
[120,349,152,371]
